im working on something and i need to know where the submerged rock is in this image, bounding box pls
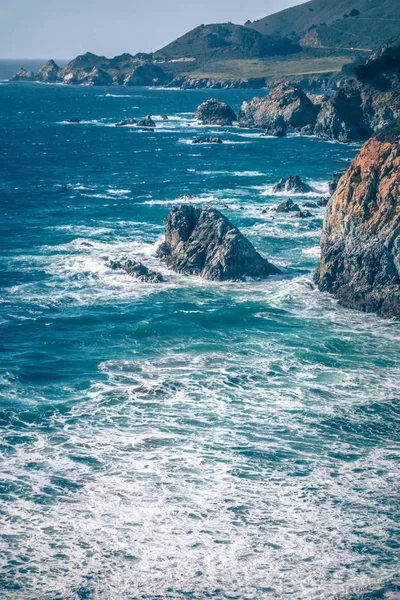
[315,121,400,319]
[293,209,313,219]
[157,204,280,281]
[109,259,165,283]
[272,176,313,194]
[192,136,223,144]
[136,116,156,128]
[66,118,81,123]
[115,118,137,127]
[274,199,301,213]
[195,99,237,126]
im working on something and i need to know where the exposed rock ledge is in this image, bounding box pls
[315,121,400,319]
[157,204,280,281]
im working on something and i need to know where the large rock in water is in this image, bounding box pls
[37,59,61,82]
[315,122,400,319]
[157,204,280,280]
[195,99,237,126]
[272,176,313,194]
[238,84,318,132]
[10,67,36,82]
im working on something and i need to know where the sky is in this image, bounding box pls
[1,0,306,59]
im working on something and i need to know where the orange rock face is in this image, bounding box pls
[315,122,400,318]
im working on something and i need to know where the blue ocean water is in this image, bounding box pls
[0,72,399,600]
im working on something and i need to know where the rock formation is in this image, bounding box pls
[157,204,280,280]
[328,169,347,195]
[136,116,156,128]
[115,118,137,127]
[315,121,400,319]
[238,84,318,133]
[274,199,301,213]
[10,68,36,82]
[109,259,165,283]
[272,176,314,194]
[37,60,61,82]
[123,64,168,86]
[195,99,237,126]
[192,136,223,144]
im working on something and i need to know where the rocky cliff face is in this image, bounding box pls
[157,205,280,281]
[315,122,400,318]
[37,60,61,82]
[238,83,318,133]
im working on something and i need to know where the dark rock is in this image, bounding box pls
[328,169,347,195]
[316,197,330,207]
[115,118,137,127]
[195,99,237,126]
[10,67,36,82]
[124,63,168,86]
[109,259,165,283]
[315,122,400,319]
[274,199,301,213]
[272,176,314,194]
[192,136,223,144]
[239,83,319,131]
[160,115,169,120]
[80,241,94,247]
[303,201,319,208]
[37,59,61,83]
[293,209,313,218]
[260,115,287,137]
[136,116,156,128]
[157,204,280,281]
[66,118,81,123]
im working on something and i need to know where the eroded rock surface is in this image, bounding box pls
[157,204,280,280]
[195,99,237,126]
[315,122,400,318]
[109,259,165,283]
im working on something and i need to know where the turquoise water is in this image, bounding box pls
[0,76,399,600]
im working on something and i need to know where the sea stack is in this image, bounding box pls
[315,121,400,319]
[157,204,280,280]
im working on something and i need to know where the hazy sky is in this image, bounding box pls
[2,0,305,59]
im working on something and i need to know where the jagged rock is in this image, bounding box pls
[157,204,280,281]
[304,201,319,208]
[239,83,318,131]
[316,197,330,207]
[109,259,165,283]
[260,115,287,137]
[329,169,347,195]
[195,99,237,126]
[274,199,301,213]
[192,136,223,144]
[124,63,168,86]
[315,121,400,319]
[10,68,36,82]
[293,209,313,218]
[115,118,137,127]
[37,60,61,82]
[272,176,313,194]
[160,115,169,120]
[136,116,156,128]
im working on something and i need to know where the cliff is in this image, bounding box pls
[315,121,400,318]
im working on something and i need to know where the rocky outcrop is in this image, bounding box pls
[272,176,313,194]
[157,204,280,280]
[10,68,36,82]
[37,60,61,82]
[109,259,165,283]
[195,99,237,126]
[136,116,156,128]
[123,63,168,86]
[238,84,318,133]
[274,199,301,213]
[192,136,223,144]
[260,115,287,137]
[115,118,137,127]
[328,169,347,195]
[315,122,400,319]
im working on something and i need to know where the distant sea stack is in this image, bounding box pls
[315,121,400,319]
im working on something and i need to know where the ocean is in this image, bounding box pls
[0,64,399,599]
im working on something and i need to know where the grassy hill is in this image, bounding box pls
[248,0,399,51]
[154,23,299,61]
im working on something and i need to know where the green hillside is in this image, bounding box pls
[154,23,300,61]
[248,0,399,51]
